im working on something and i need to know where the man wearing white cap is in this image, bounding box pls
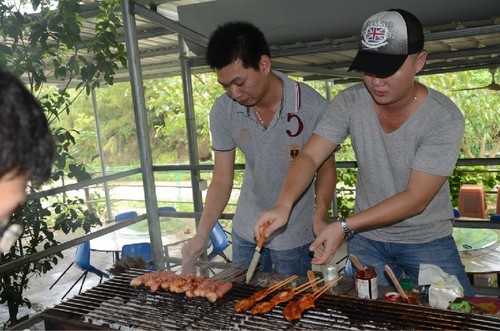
[254,9,474,296]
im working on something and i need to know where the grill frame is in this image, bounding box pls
[41,269,500,330]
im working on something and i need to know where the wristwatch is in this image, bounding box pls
[338,217,354,239]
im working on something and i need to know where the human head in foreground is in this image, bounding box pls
[0,67,55,227]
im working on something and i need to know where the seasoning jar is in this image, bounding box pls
[355,266,378,299]
[384,292,401,303]
[401,289,420,305]
[322,264,339,286]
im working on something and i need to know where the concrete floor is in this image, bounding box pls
[0,239,116,328]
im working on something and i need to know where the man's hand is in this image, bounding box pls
[253,204,291,241]
[309,221,344,265]
[181,233,210,274]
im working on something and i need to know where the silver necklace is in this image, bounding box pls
[251,85,285,130]
[379,94,418,125]
[255,109,266,127]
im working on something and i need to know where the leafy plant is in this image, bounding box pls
[0,0,125,327]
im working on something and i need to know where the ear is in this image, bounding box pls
[414,51,427,74]
[259,55,272,74]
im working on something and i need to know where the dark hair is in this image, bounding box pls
[0,68,55,187]
[206,21,271,70]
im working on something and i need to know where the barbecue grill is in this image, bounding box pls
[41,269,500,330]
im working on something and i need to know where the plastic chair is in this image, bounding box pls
[121,242,154,270]
[50,241,109,300]
[458,184,488,218]
[158,206,177,214]
[115,211,138,222]
[207,221,231,262]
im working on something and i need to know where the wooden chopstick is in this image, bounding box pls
[267,275,297,292]
[294,278,322,295]
[313,276,343,299]
[384,265,409,300]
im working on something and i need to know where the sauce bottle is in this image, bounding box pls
[355,266,378,299]
[399,275,420,305]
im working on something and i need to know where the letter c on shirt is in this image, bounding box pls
[286,113,304,137]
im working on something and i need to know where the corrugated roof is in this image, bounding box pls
[46,0,500,84]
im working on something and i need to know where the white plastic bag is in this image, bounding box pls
[418,264,464,309]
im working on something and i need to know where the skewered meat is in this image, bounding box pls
[282,276,343,321]
[270,289,296,305]
[214,281,233,299]
[248,276,322,315]
[283,301,302,321]
[251,301,275,315]
[129,270,233,302]
[205,280,233,302]
[298,293,315,310]
[233,275,297,313]
[234,297,256,313]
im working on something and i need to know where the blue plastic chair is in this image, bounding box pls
[207,221,231,262]
[158,206,177,214]
[121,242,154,270]
[50,241,109,299]
[159,207,231,262]
[115,211,138,222]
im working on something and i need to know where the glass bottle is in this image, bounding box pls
[322,263,339,288]
[355,266,378,299]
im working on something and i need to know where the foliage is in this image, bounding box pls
[0,1,497,325]
[0,0,125,327]
[60,71,498,218]
[418,71,500,159]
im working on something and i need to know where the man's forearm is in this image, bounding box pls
[196,182,232,238]
[314,155,337,218]
[275,153,318,209]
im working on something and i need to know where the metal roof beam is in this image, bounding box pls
[131,2,208,48]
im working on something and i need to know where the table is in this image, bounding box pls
[90,228,188,261]
[453,227,498,252]
[459,241,500,275]
[90,230,155,260]
[454,227,500,295]
[453,227,500,273]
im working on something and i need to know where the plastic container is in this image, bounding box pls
[384,292,401,302]
[355,266,378,299]
[458,184,488,218]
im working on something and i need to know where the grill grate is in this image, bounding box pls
[41,269,500,330]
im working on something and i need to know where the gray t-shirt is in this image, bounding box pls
[315,83,464,243]
[210,71,328,250]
